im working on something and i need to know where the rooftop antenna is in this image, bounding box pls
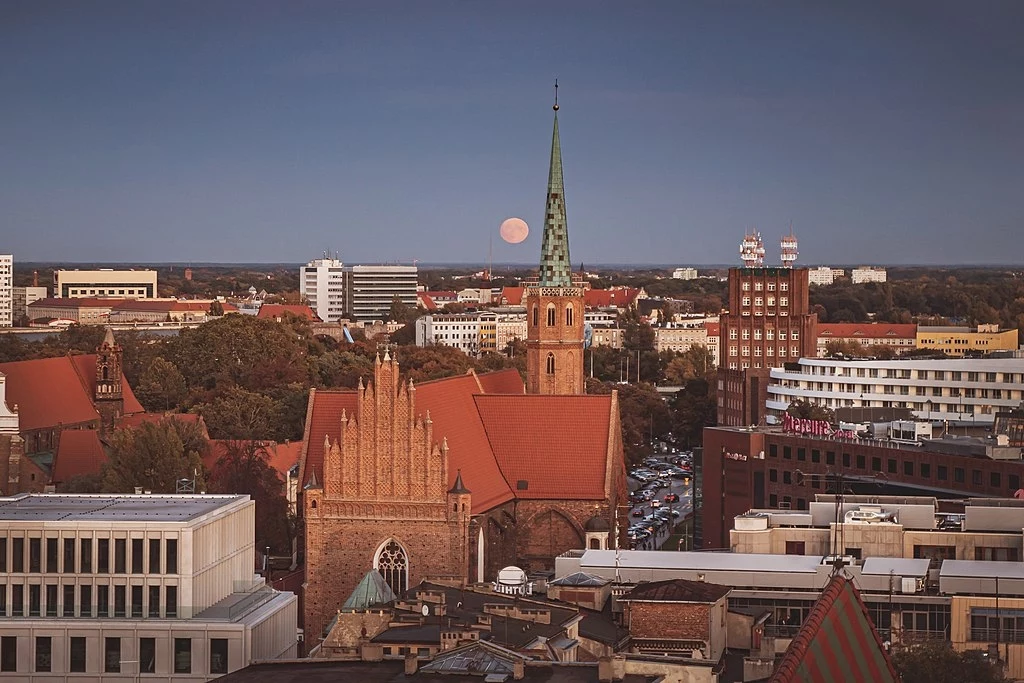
[553,78,559,111]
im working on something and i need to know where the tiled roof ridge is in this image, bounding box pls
[472,396,517,499]
[67,352,96,404]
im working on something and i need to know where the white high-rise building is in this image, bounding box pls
[807,266,837,286]
[300,257,345,322]
[851,267,887,284]
[0,255,11,328]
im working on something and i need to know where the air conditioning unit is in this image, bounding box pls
[901,578,920,594]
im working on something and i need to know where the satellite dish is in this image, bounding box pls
[421,604,430,617]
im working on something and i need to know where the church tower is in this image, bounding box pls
[95,327,124,434]
[525,84,585,395]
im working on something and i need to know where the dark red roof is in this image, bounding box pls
[257,304,321,322]
[770,575,898,683]
[52,429,106,483]
[476,369,525,395]
[299,390,359,491]
[705,322,720,337]
[585,288,641,309]
[117,412,207,437]
[0,355,143,431]
[499,287,525,306]
[28,297,119,308]
[417,292,438,311]
[474,394,613,500]
[622,578,730,603]
[817,323,917,339]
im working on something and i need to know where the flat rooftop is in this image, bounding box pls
[0,493,248,523]
[580,550,823,573]
[940,560,1024,581]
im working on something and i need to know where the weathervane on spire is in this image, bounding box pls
[553,78,559,111]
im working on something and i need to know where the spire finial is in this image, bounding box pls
[553,78,559,111]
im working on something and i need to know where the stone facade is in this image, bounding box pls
[303,354,472,644]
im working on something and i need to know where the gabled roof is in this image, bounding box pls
[584,288,641,309]
[0,355,143,431]
[342,570,397,611]
[499,287,525,306]
[474,394,613,500]
[52,429,106,483]
[705,322,720,337]
[476,368,524,395]
[770,574,898,683]
[817,323,917,339]
[300,390,360,488]
[416,292,438,311]
[622,578,730,603]
[257,304,321,322]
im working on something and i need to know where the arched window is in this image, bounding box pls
[374,539,409,595]
[546,304,556,327]
[565,304,574,327]
[532,306,539,327]
[546,353,555,375]
[589,538,601,549]
[102,366,109,381]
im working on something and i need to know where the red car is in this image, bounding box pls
[664,493,680,503]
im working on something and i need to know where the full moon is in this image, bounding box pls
[499,217,529,244]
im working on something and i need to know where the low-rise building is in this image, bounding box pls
[27,297,116,325]
[672,267,698,280]
[806,267,838,286]
[55,269,158,299]
[850,267,887,284]
[620,579,729,663]
[108,299,227,324]
[416,311,527,356]
[12,286,47,323]
[816,323,918,357]
[590,325,623,349]
[0,493,297,679]
[916,324,1019,357]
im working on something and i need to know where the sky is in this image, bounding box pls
[2,1,1022,266]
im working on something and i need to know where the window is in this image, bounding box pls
[1011,474,1021,491]
[77,538,91,573]
[148,539,160,575]
[64,538,75,572]
[546,305,555,327]
[769,469,778,482]
[783,446,792,460]
[63,584,75,616]
[174,638,192,674]
[938,465,948,481]
[914,545,955,568]
[70,637,87,673]
[131,539,143,574]
[797,448,806,461]
[903,461,914,476]
[105,637,121,673]
[973,470,983,486]
[0,538,5,572]
[46,538,58,572]
[98,538,109,573]
[35,636,51,673]
[811,449,820,463]
[1,637,15,673]
[11,538,23,573]
[114,539,126,573]
[166,538,178,574]
[976,547,1020,562]
[46,584,57,616]
[97,584,109,617]
[546,353,555,374]
[140,638,156,674]
[114,584,126,617]
[29,584,40,616]
[920,463,931,478]
[826,451,835,465]
[887,459,897,474]
[769,445,778,458]
[131,584,143,618]
[843,453,851,467]
[80,584,92,618]
[210,638,229,674]
[166,585,178,618]
[565,305,574,327]
[29,538,41,572]
[871,457,881,472]
[12,585,22,616]
[532,306,538,326]
[149,585,160,618]
[954,467,965,484]
[991,472,1002,488]
[856,454,865,469]
[783,471,792,484]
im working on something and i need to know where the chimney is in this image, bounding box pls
[598,656,613,683]
[513,658,525,680]
[404,652,418,676]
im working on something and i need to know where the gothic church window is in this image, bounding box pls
[546,353,555,375]
[532,306,538,326]
[375,539,409,595]
[565,304,574,327]
[547,305,556,327]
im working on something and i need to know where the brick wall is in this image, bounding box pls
[626,601,711,641]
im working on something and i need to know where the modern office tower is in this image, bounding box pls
[0,255,11,327]
[300,256,345,322]
[344,264,418,322]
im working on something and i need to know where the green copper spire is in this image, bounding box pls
[539,82,572,288]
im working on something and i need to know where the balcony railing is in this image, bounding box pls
[970,628,1024,644]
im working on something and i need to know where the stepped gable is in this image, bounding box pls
[0,355,142,431]
[474,394,613,499]
[770,574,898,683]
[52,429,107,484]
[299,390,359,488]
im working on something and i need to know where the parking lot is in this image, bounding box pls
[626,451,695,550]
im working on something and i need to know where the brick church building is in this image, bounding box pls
[297,97,628,645]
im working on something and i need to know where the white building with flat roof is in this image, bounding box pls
[299,257,345,323]
[672,267,698,280]
[766,357,1024,427]
[0,493,296,680]
[55,269,158,299]
[851,267,887,284]
[806,266,838,286]
[0,255,11,327]
[345,265,418,322]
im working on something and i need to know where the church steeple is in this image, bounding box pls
[539,81,572,288]
[525,84,586,395]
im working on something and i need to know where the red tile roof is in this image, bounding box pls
[0,355,142,431]
[28,297,119,309]
[417,292,438,311]
[474,394,613,500]
[257,304,321,322]
[770,575,898,683]
[705,322,720,337]
[476,369,525,395]
[112,299,216,313]
[585,288,641,309]
[498,287,525,306]
[206,439,302,479]
[299,390,359,492]
[52,429,106,483]
[817,323,917,339]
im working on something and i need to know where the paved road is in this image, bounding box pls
[625,456,694,550]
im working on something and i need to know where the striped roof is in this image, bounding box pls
[770,574,898,683]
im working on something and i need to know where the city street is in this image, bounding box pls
[625,453,695,551]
